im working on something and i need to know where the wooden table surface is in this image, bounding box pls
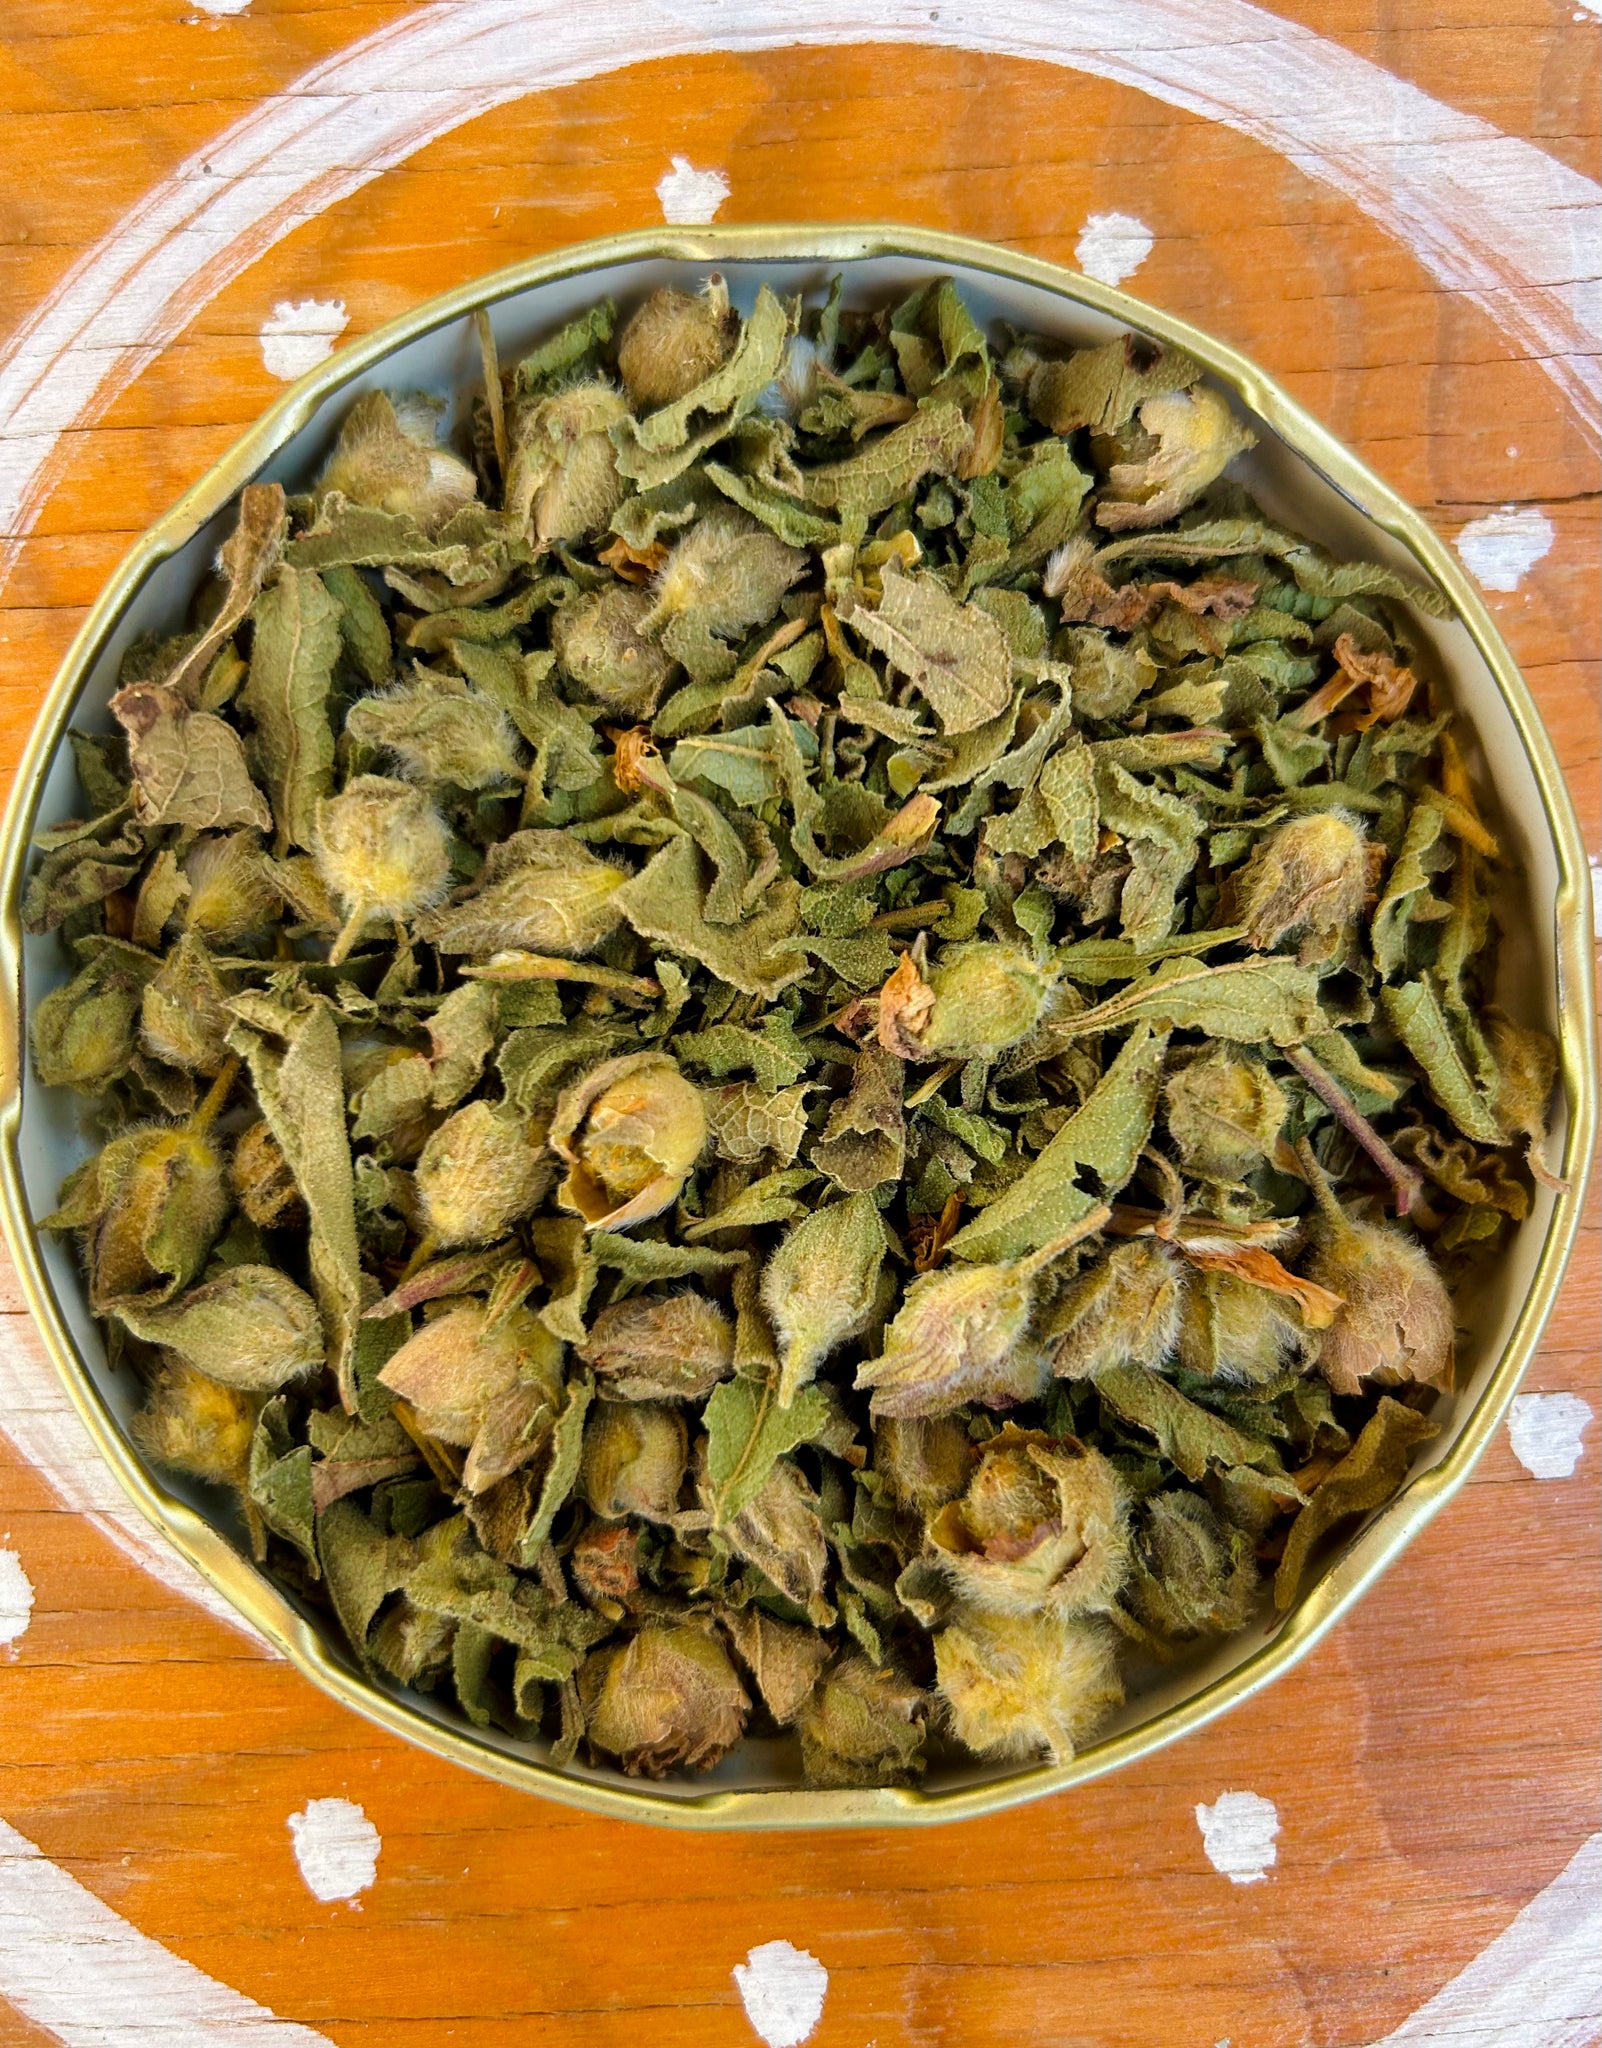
[0,4,1596,2044]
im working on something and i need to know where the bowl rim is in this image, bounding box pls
[0,222,1593,1831]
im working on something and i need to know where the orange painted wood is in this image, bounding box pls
[0,5,1596,2044]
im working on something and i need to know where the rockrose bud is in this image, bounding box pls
[579,1400,688,1522]
[872,1414,976,1515]
[933,1609,1124,1765]
[316,390,478,532]
[1234,810,1368,952]
[45,1120,229,1311]
[182,830,279,945]
[795,1655,927,1789]
[378,1303,562,1449]
[1164,1049,1288,1180]
[927,1426,1129,1618]
[1303,1208,1455,1397]
[1041,1239,1184,1382]
[550,584,676,719]
[551,1052,706,1232]
[576,1291,735,1403]
[139,933,231,1075]
[313,775,453,964]
[504,381,629,546]
[1125,1490,1259,1645]
[1176,1267,1310,1387]
[856,1230,1092,1417]
[414,1100,550,1248]
[578,1621,750,1777]
[131,1358,258,1494]
[616,279,737,412]
[880,940,1054,1061]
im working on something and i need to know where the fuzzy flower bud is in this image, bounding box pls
[313,774,452,963]
[44,1121,229,1311]
[1124,1490,1259,1645]
[578,1621,750,1777]
[131,1358,258,1494]
[316,390,478,532]
[1176,1267,1310,1387]
[551,585,676,719]
[927,1426,1129,1618]
[414,1100,551,1248]
[1234,810,1367,952]
[872,1414,975,1515]
[579,1401,688,1522]
[576,1291,735,1402]
[616,280,737,412]
[1164,1050,1288,1180]
[933,1609,1124,1765]
[879,940,1054,1062]
[1040,1239,1183,1381]
[1303,1210,1454,1398]
[795,1656,927,1789]
[856,1231,1092,1418]
[378,1303,561,1448]
[552,1052,706,1232]
[182,830,279,945]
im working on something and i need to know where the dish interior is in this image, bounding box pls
[11,249,1568,1806]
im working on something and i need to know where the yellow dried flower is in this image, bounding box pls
[130,1358,258,1494]
[579,1401,688,1522]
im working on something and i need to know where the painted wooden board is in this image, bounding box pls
[0,4,1596,2043]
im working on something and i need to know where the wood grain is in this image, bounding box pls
[0,4,1596,2043]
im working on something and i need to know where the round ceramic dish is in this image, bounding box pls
[0,227,1593,1830]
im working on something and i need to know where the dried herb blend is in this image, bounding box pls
[30,275,1560,1786]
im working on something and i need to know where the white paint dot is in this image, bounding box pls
[1508,1392,1593,1479]
[733,1940,828,2048]
[656,155,730,226]
[1196,1790,1280,1884]
[1453,507,1555,592]
[1074,211,1155,288]
[0,1550,35,1644]
[259,298,349,382]
[287,1797,380,1903]
[191,0,251,13]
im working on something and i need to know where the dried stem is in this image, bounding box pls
[1282,1043,1423,1215]
[189,1054,240,1137]
[327,899,368,968]
[475,307,508,484]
